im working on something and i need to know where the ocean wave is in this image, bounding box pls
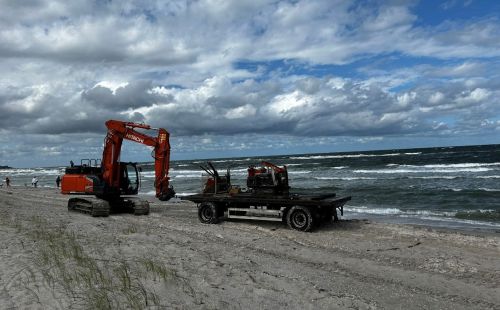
[170,169,205,174]
[174,174,202,178]
[354,167,492,174]
[387,162,500,169]
[0,168,64,175]
[478,188,500,192]
[141,190,196,196]
[205,158,251,163]
[315,177,377,180]
[290,153,403,160]
[446,188,500,192]
[141,171,155,178]
[407,176,460,179]
[417,215,500,226]
[346,206,500,226]
[347,206,455,217]
[455,210,500,222]
[476,175,500,179]
[176,192,197,196]
[290,152,423,160]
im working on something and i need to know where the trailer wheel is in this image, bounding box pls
[287,206,315,232]
[198,202,220,224]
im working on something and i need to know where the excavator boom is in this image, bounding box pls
[103,120,174,201]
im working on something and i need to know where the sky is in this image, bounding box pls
[0,0,499,167]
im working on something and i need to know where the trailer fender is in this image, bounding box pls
[281,206,292,223]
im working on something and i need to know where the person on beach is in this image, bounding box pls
[32,176,38,188]
[70,160,74,167]
[56,176,61,188]
[5,177,10,187]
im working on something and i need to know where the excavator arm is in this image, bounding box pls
[103,120,175,201]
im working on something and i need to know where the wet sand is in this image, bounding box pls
[1,187,499,309]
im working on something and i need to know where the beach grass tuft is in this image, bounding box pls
[4,215,168,309]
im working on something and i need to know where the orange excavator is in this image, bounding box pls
[61,120,175,216]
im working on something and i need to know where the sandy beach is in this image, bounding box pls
[0,187,499,309]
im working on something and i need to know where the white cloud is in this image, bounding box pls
[429,92,445,104]
[455,88,491,105]
[224,104,257,119]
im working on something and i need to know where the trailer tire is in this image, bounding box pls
[198,202,220,224]
[287,206,315,232]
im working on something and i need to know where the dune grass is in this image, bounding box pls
[4,215,177,309]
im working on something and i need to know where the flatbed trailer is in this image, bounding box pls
[182,192,351,232]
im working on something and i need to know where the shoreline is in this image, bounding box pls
[344,212,500,236]
[3,185,499,235]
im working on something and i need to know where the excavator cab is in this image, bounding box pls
[119,162,140,195]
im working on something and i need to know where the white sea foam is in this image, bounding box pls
[170,169,205,174]
[407,176,460,179]
[315,177,377,180]
[0,168,63,175]
[354,167,492,174]
[476,175,500,179]
[290,152,423,160]
[209,158,251,163]
[416,216,500,227]
[175,192,197,196]
[399,162,500,169]
[445,188,500,192]
[141,191,196,196]
[347,206,456,217]
[290,153,403,160]
[174,174,201,178]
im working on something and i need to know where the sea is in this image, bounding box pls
[2,144,500,231]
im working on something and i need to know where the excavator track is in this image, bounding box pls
[123,197,150,215]
[68,197,111,217]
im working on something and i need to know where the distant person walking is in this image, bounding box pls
[32,176,38,188]
[70,160,74,167]
[5,177,10,187]
[56,176,61,188]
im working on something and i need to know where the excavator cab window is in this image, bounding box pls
[120,162,140,195]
